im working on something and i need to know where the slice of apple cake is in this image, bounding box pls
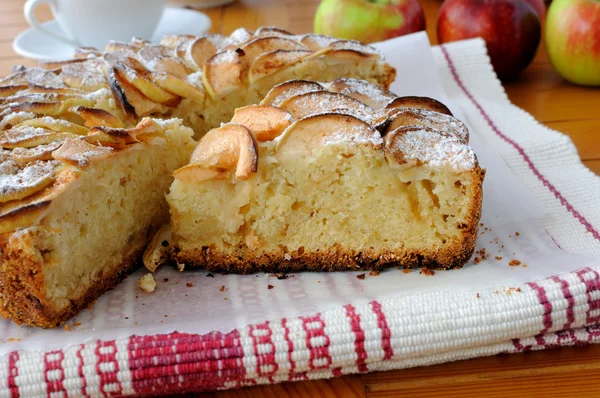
[165,79,485,272]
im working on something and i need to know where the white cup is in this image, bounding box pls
[24,0,167,49]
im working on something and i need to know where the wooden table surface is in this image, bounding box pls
[2,0,600,396]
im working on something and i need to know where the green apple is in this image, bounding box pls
[314,0,426,44]
[545,0,600,86]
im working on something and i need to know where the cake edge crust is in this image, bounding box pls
[0,239,144,328]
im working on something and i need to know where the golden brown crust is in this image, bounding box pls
[0,233,144,328]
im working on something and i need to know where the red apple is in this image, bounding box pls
[545,0,600,86]
[314,0,425,44]
[524,0,545,20]
[437,0,541,80]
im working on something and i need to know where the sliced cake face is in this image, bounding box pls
[2,28,395,140]
[166,79,485,273]
[0,106,196,327]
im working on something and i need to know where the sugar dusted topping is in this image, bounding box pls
[0,112,35,130]
[321,124,383,147]
[0,126,52,146]
[0,160,59,199]
[12,142,63,162]
[186,71,204,88]
[0,68,64,88]
[387,128,475,172]
[389,108,469,143]
[58,142,114,167]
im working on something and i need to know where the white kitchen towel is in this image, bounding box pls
[1,38,599,397]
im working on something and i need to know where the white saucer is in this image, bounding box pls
[13,7,212,61]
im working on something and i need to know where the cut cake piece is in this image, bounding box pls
[0,114,195,328]
[165,79,485,273]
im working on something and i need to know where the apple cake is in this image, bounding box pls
[0,28,396,327]
[164,79,485,273]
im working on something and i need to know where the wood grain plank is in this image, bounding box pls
[194,375,366,398]
[362,345,600,397]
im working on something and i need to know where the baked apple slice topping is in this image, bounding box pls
[249,50,312,83]
[385,96,453,116]
[278,91,373,120]
[174,123,258,182]
[276,113,382,155]
[69,106,124,128]
[231,105,293,141]
[261,80,325,107]
[202,50,247,98]
[386,108,469,142]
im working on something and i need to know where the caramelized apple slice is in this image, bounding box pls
[386,108,469,142]
[255,27,294,37]
[326,40,382,59]
[151,72,205,104]
[249,50,311,83]
[12,142,63,163]
[261,80,325,107]
[175,123,258,182]
[0,160,58,202]
[0,67,64,88]
[160,35,195,49]
[106,66,162,117]
[240,37,307,63]
[84,126,139,148]
[0,126,80,148]
[0,110,35,131]
[52,138,114,166]
[114,62,180,107]
[61,58,108,91]
[38,58,87,70]
[17,116,88,135]
[299,34,337,51]
[278,91,373,120]
[384,126,474,170]
[69,106,124,128]
[0,85,27,98]
[8,97,94,117]
[231,105,293,141]
[385,96,452,116]
[184,35,227,71]
[276,113,382,155]
[326,78,396,110]
[202,50,247,98]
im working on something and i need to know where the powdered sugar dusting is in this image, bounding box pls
[390,108,469,143]
[0,112,35,130]
[268,82,324,107]
[325,78,395,110]
[62,144,114,167]
[187,71,204,88]
[284,92,373,121]
[0,126,53,146]
[0,68,64,88]
[12,142,64,162]
[329,40,383,59]
[321,124,383,148]
[389,128,475,171]
[0,159,58,198]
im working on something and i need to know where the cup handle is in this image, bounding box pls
[24,0,79,47]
